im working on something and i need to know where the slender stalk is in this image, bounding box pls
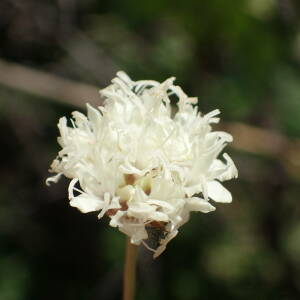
[123,237,138,300]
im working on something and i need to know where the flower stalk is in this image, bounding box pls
[123,237,138,300]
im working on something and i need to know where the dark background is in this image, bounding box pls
[1,0,300,299]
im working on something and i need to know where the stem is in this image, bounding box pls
[123,237,138,300]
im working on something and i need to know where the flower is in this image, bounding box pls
[46,71,238,257]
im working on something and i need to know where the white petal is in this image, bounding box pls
[68,178,80,200]
[70,194,103,213]
[117,71,133,87]
[129,226,148,245]
[127,202,155,218]
[87,103,101,130]
[109,210,125,227]
[108,196,121,210]
[186,197,216,213]
[218,153,238,181]
[45,173,62,186]
[119,224,148,245]
[147,199,175,213]
[57,117,68,139]
[207,180,232,203]
[97,192,111,219]
[151,211,169,222]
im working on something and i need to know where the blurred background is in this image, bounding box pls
[1,0,300,299]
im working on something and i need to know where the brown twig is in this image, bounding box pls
[0,58,101,107]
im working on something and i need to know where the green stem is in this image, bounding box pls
[123,237,138,300]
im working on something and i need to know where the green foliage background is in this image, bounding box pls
[1,0,300,299]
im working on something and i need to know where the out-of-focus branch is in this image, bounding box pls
[223,122,300,180]
[58,30,118,84]
[224,122,288,157]
[0,58,300,179]
[0,58,102,107]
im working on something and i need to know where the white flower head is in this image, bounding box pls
[46,71,238,257]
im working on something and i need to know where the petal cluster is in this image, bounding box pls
[46,71,238,257]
